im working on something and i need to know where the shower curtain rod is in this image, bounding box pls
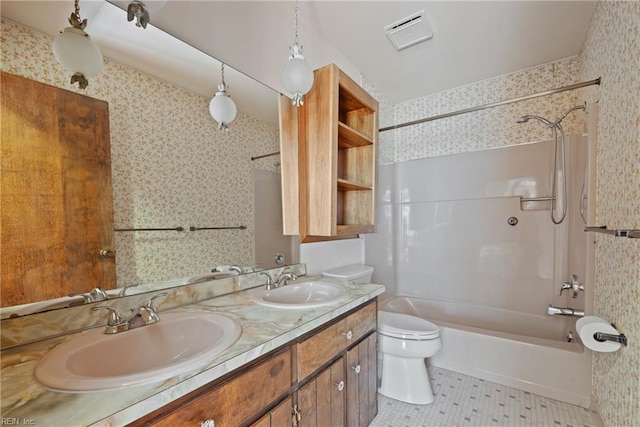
[379,77,601,132]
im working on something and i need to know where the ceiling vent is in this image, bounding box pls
[384,10,433,51]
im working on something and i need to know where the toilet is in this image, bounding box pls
[377,310,442,404]
[322,264,441,404]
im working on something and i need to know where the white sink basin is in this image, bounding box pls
[249,281,349,309]
[35,312,241,392]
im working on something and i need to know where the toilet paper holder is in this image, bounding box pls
[593,324,628,347]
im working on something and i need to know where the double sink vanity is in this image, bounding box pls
[0,264,384,426]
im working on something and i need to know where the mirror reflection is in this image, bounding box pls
[0,1,297,317]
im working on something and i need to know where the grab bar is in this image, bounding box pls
[585,226,640,239]
[520,196,553,203]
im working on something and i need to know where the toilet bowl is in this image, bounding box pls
[377,310,442,404]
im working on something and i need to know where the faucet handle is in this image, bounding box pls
[559,274,584,298]
[559,282,572,296]
[70,287,109,303]
[88,287,109,302]
[146,292,168,312]
[92,306,123,325]
[260,272,274,284]
[92,306,128,334]
[119,283,139,297]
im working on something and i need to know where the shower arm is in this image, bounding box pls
[555,102,587,124]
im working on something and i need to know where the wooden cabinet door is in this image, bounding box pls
[141,350,291,426]
[252,396,293,427]
[297,300,376,382]
[1,72,115,306]
[346,333,377,427]
[297,358,345,427]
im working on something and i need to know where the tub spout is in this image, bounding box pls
[547,305,584,317]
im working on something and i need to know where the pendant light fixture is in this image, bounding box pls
[209,63,237,132]
[52,0,104,89]
[281,0,314,107]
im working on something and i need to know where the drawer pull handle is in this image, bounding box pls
[336,380,345,391]
[201,420,215,427]
[343,330,353,340]
[351,364,361,374]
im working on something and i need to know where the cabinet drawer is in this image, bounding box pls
[297,302,376,381]
[148,349,291,426]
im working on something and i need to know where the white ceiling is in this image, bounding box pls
[1,1,596,126]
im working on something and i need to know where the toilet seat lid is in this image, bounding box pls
[378,311,440,339]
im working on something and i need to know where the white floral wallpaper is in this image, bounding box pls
[576,2,640,426]
[388,56,583,162]
[1,18,280,287]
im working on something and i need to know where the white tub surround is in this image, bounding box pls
[0,280,384,426]
[381,296,592,408]
[366,136,594,407]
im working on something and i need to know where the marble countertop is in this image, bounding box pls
[0,278,384,426]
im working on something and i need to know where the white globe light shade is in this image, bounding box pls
[209,93,237,125]
[281,56,314,96]
[52,27,104,77]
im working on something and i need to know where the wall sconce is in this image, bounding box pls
[209,63,237,131]
[127,0,166,29]
[281,0,314,107]
[52,0,104,89]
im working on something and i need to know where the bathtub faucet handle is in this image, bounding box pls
[559,274,584,298]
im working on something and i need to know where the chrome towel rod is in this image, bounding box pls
[584,226,640,239]
[189,225,246,231]
[521,196,553,203]
[114,226,247,232]
[115,226,184,232]
[379,77,601,132]
[251,151,280,161]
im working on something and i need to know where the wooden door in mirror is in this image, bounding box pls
[1,72,116,307]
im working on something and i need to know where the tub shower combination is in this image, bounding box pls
[369,106,596,407]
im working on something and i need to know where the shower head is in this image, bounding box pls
[516,114,554,127]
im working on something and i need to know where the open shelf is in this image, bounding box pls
[337,178,372,192]
[338,122,373,149]
[279,64,378,243]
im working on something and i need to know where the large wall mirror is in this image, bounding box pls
[0,1,298,317]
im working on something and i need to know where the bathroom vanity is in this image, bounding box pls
[0,273,384,426]
[135,301,377,426]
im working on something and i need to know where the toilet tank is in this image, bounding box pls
[322,264,374,285]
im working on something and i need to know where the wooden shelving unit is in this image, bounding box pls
[280,63,378,243]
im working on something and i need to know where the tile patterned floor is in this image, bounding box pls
[371,366,602,427]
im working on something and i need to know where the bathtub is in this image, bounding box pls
[379,295,592,408]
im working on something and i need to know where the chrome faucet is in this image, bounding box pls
[229,265,244,274]
[275,271,298,287]
[547,305,584,317]
[119,283,140,297]
[260,271,298,290]
[260,272,275,290]
[559,274,584,298]
[92,293,166,334]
